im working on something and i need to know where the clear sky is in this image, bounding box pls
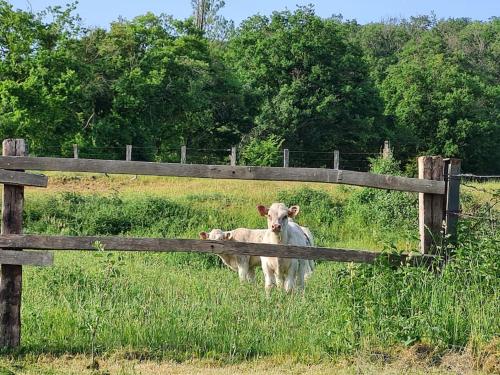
[9,0,500,28]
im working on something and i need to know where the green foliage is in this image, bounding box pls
[0,3,497,171]
[381,40,499,172]
[190,0,234,40]
[226,7,385,162]
[353,16,500,173]
[239,135,283,166]
[0,3,248,161]
[368,155,403,175]
[24,192,223,268]
[346,157,418,243]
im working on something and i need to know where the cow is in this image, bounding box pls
[257,203,312,293]
[199,228,266,282]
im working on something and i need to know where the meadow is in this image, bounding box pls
[0,168,498,374]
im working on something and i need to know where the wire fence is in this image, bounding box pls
[454,175,500,228]
[27,142,500,180]
[28,143,386,171]
[24,141,500,224]
[283,150,381,170]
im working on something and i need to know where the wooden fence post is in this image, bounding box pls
[230,146,237,166]
[73,144,78,159]
[333,150,340,170]
[283,149,289,168]
[126,145,132,161]
[443,158,461,245]
[418,156,445,254]
[383,140,392,159]
[0,138,26,348]
[180,146,186,164]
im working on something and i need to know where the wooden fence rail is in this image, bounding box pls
[0,169,47,187]
[0,234,433,265]
[0,249,53,266]
[0,156,445,194]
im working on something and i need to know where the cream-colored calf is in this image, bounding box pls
[199,228,265,282]
[257,203,312,293]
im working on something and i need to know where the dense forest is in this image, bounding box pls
[0,1,498,172]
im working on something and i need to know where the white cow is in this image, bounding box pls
[291,220,315,280]
[257,203,312,293]
[199,228,266,282]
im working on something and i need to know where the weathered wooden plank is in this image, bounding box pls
[444,158,461,244]
[383,140,392,159]
[0,156,446,194]
[0,234,378,263]
[283,149,289,168]
[0,250,53,266]
[230,147,237,166]
[0,139,25,348]
[181,146,187,164]
[0,234,434,265]
[419,156,434,254]
[126,145,132,161]
[418,156,445,254]
[0,169,47,187]
[431,156,445,239]
[333,150,339,170]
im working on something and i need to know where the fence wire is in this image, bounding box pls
[454,176,500,227]
[27,140,390,171]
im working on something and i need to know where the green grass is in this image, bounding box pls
[6,175,499,368]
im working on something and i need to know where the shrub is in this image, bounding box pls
[345,156,418,244]
[239,135,284,166]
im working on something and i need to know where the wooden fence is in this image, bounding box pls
[0,138,460,348]
[70,140,393,170]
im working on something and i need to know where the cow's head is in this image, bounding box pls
[257,203,300,234]
[199,229,232,241]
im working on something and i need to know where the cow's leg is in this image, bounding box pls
[246,267,256,283]
[296,260,305,292]
[302,259,312,280]
[262,259,276,295]
[237,262,249,282]
[264,272,276,296]
[284,263,297,293]
[276,273,285,290]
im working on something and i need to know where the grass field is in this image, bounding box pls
[1,171,499,374]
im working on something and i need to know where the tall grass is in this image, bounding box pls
[14,172,500,363]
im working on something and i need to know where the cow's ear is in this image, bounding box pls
[199,231,208,240]
[257,205,269,216]
[224,231,233,240]
[288,205,300,218]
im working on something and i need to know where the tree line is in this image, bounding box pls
[0,1,498,172]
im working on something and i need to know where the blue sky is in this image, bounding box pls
[9,0,499,28]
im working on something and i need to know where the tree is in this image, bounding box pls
[190,0,234,40]
[0,4,247,161]
[226,6,385,164]
[77,13,247,160]
[381,32,499,172]
[0,1,87,155]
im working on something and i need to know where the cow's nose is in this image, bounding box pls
[272,224,281,232]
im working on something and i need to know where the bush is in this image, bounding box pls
[24,193,223,269]
[345,156,418,245]
[239,135,284,166]
[277,187,343,225]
